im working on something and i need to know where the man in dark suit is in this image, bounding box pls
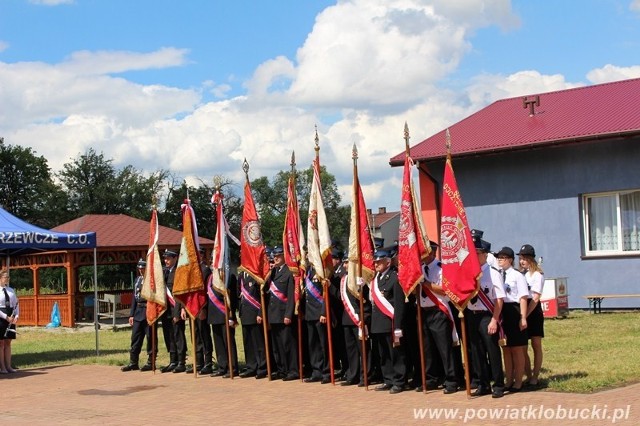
[339,252,372,386]
[266,246,298,381]
[159,249,178,373]
[370,249,406,394]
[302,265,330,384]
[207,270,239,378]
[239,271,268,379]
[329,247,348,379]
[189,248,214,374]
[160,249,188,373]
[122,259,154,371]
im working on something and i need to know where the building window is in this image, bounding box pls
[584,190,640,255]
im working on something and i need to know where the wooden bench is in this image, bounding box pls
[583,294,640,314]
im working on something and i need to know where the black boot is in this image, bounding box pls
[161,352,178,373]
[140,355,154,372]
[121,354,139,372]
[173,354,187,373]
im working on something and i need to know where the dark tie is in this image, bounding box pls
[501,269,506,283]
[2,288,9,309]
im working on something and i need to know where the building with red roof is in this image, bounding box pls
[390,78,640,310]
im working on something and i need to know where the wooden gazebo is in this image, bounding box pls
[8,214,214,327]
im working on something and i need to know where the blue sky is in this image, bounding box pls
[1,0,640,214]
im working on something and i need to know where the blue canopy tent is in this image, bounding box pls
[0,207,103,354]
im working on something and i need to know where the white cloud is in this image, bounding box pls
[60,48,190,76]
[631,0,640,12]
[0,41,9,53]
[586,64,640,84]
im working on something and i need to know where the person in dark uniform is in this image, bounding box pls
[207,269,239,378]
[157,249,178,373]
[466,238,506,398]
[419,242,459,394]
[340,252,372,386]
[329,247,348,380]
[370,249,406,394]
[266,246,298,381]
[239,270,268,379]
[159,249,183,373]
[302,264,330,383]
[122,259,155,372]
[190,248,214,375]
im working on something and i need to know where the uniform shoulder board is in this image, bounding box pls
[490,266,501,273]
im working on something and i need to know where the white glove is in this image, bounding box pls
[228,319,235,327]
[356,277,365,287]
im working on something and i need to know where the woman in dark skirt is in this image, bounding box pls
[518,244,545,387]
[0,270,19,374]
[495,247,529,393]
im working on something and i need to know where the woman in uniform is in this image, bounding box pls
[518,244,544,388]
[0,270,19,374]
[495,247,529,393]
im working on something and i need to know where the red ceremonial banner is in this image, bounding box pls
[397,156,427,297]
[283,173,306,304]
[440,156,481,310]
[238,179,269,286]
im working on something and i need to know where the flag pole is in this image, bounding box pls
[406,123,427,393]
[353,143,369,390]
[290,152,304,382]
[244,159,272,381]
[315,131,335,385]
[190,316,197,377]
[150,198,158,373]
[445,129,472,398]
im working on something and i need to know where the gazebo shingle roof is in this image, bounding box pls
[52,214,214,247]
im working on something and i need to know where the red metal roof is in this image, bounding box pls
[52,214,215,248]
[390,78,640,165]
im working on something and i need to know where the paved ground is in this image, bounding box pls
[5,365,639,425]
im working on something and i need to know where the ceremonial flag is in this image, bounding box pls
[307,157,332,280]
[440,154,481,310]
[397,155,430,297]
[141,208,167,325]
[172,199,206,318]
[347,154,375,295]
[238,178,269,285]
[211,189,230,296]
[283,170,306,306]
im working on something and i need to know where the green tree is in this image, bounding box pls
[250,164,349,249]
[0,138,69,227]
[160,177,243,262]
[57,148,169,220]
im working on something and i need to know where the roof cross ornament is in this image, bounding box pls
[523,95,540,116]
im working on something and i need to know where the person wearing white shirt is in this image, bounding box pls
[466,237,506,398]
[518,244,545,388]
[0,270,19,374]
[495,246,528,393]
[419,243,459,394]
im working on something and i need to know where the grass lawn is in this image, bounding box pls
[12,310,640,393]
